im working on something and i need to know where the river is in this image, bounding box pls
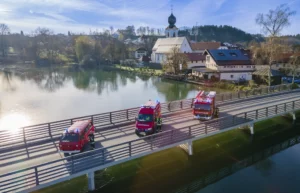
[0,68,228,130]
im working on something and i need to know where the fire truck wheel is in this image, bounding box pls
[64,153,70,157]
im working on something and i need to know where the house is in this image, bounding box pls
[191,42,221,54]
[184,53,206,69]
[151,37,192,63]
[135,48,147,59]
[255,52,300,77]
[192,49,255,81]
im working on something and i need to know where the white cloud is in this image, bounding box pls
[0,0,299,35]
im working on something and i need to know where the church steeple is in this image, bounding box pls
[165,4,178,38]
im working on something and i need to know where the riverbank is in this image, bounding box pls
[34,111,300,193]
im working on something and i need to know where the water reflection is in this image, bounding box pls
[0,69,199,127]
[0,71,16,91]
[0,113,30,133]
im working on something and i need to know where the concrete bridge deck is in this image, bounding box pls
[0,90,299,175]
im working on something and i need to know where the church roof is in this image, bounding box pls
[152,37,188,53]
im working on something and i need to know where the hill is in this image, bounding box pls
[178,25,264,44]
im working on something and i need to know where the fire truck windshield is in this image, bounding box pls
[194,104,211,111]
[61,133,79,142]
[137,114,153,122]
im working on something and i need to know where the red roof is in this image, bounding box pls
[191,42,221,51]
[68,120,91,133]
[185,53,206,61]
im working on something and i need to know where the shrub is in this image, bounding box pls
[291,83,299,89]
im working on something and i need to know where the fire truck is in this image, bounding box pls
[59,120,95,157]
[193,90,219,120]
[135,100,162,136]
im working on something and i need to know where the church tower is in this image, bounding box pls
[165,7,178,38]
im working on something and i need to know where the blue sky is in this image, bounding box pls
[0,0,299,35]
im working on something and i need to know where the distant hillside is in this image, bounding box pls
[179,25,264,44]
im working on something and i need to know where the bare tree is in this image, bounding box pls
[253,4,296,86]
[256,4,296,37]
[0,24,10,57]
[164,46,189,74]
[251,39,288,86]
[33,27,54,63]
[289,47,300,84]
[110,26,114,35]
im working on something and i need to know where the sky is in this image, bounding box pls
[0,0,299,35]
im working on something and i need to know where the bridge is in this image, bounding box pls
[0,84,299,193]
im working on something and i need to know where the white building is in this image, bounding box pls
[135,48,147,59]
[151,37,192,63]
[192,49,255,81]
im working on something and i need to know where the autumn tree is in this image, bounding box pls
[0,24,10,57]
[164,46,189,74]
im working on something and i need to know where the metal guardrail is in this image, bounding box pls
[174,135,300,193]
[0,97,299,193]
[0,84,293,153]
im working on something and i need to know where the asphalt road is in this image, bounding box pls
[1,91,300,175]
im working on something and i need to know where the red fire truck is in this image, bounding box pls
[135,100,162,136]
[193,90,219,120]
[59,120,95,156]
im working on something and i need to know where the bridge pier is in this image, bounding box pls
[291,112,296,124]
[87,171,95,191]
[178,141,193,156]
[188,141,193,156]
[249,123,254,135]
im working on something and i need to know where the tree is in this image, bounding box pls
[0,24,10,57]
[33,27,54,63]
[253,4,296,86]
[75,36,95,64]
[251,39,288,86]
[110,26,114,35]
[164,46,189,74]
[256,4,296,37]
[94,41,103,65]
[289,48,300,84]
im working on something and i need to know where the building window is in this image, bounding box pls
[230,53,237,57]
[206,56,210,62]
[231,75,234,78]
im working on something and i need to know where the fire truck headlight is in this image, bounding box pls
[145,128,152,131]
[76,145,78,147]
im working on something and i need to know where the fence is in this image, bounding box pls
[0,84,294,154]
[0,97,299,193]
[174,135,300,193]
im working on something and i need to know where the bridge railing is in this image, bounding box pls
[0,83,294,153]
[1,98,299,193]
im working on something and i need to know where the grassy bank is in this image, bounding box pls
[115,65,163,76]
[34,111,300,193]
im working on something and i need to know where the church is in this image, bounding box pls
[151,11,192,63]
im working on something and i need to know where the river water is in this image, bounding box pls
[0,68,228,130]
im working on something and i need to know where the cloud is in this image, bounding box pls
[0,0,299,35]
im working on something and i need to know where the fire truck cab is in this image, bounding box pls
[193,90,219,120]
[135,100,162,136]
[59,120,95,157]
